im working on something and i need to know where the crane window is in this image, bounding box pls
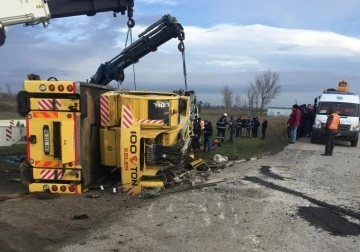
[148,100,170,125]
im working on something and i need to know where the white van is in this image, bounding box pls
[311,90,360,147]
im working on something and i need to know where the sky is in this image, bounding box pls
[2,0,360,107]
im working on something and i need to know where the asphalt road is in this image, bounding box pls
[56,138,360,252]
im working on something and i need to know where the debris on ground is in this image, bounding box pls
[73,214,89,220]
[140,179,226,198]
[0,169,19,173]
[86,194,100,198]
[1,155,26,164]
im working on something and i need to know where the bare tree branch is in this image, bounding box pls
[5,83,11,95]
[234,93,242,108]
[254,70,281,115]
[221,85,234,111]
[244,83,258,115]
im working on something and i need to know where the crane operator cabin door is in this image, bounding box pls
[148,100,170,125]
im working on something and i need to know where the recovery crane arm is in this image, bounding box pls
[89,14,185,86]
[0,0,134,46]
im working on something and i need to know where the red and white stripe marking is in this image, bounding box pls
[122,105,133,128]
[137,119,163,124]
[100,95,110,125]
[40,169,63,180]
[124,187,134,195]
[5,120,14,141]
[38,99,61,110]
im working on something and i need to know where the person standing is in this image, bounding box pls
[252,117,260,138]
[203,120,213,152]
[241,117,247,137]
[287,114,292,139]
[261,118,268,139]
[227,116,236,143]
[322,107,340,156]
[307,104,315,136]
[288,105,301,144]
[192,119,202,151]
[216,113,228,143]
[246,117,254,138]
[235,116,242,138]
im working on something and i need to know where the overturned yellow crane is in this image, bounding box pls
[17,81,196,195]
[16,14,198,195]
[100,90,194,195]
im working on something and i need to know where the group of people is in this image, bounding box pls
[191,113,268,152]
[287,104,339,156]
[287,104,316,142]
[216,113,268,143]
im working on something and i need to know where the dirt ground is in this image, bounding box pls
[0,159,143,252]
[1,137,360,252]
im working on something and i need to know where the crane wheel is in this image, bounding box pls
[20,161,33,186]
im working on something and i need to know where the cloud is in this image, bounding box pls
[2,12,360,108]
[137,0,177,6]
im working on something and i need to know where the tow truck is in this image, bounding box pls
[16,14,198,195]
[0,0,134,46]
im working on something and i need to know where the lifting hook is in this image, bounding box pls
[178,41,185,52]
[127,17,135,28]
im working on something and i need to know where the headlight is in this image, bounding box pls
[313,120,322,128]
[350,122,359,131]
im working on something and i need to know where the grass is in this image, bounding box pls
[0,112,22,120]
[195,109,289,161]
[0,91,20,120]
[0,144,26,156]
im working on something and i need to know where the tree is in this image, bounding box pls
[5,83,11,94]
[221,85,234,111]
[234,93,242,108]
[254,70,281,114]
[244,83,258,115]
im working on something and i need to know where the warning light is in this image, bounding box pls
[52,185,58,191]
[58,85,64,91]
[49,85,55,91]
[67,114,72,118]
[69,185,75,192]
[60,185,66,192]
[68,162,73,167]
[67,85,73,92]
[39,84,46,91]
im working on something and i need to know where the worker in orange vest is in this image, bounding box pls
[321,106,340,156]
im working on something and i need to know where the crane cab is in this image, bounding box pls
[337,80,349,93]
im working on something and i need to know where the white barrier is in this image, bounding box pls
[0,119,26,147]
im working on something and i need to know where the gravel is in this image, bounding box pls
[56,138,360,252]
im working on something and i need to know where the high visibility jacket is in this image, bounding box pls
[236,118,242,127]
[216,116,227,129]
[328,113,340,130]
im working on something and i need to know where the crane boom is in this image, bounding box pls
[0,0,134,47]
[47,0,133,19]
[89,14,185,86]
